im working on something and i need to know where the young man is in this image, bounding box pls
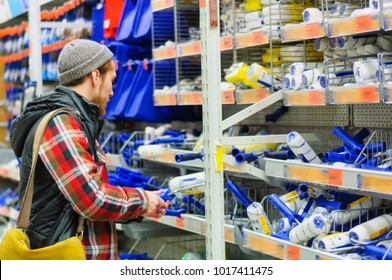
[10,39,169,260]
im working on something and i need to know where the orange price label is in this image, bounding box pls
[308,90,325,105]
[176,217,184,228]
[220,36,233,50]
[222,91,235,104]
[286,245,300,260]
[360,86,379,102]
[154,94,177,106]
[252,31,266,45]
[237,31,268,48]
[180,43,193,56]
[166,47,175,58]
[193,41,201,54]
[355,14,378,32]
[305,22,325,38]
[328,169,343,186]
[192,92,202,104]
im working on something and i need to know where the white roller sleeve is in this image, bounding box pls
[353,59,379,85]
[168,171,205,193]
[286,131,322,164]
[137,145,165,158]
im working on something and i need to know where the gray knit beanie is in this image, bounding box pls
[58,39,114,85]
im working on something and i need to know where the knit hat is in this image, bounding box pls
[58,39,114,85]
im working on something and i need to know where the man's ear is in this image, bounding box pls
[90,69,100,86]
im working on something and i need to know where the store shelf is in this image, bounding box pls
[153,93,177,106]
[242,229,343,260]
[327,13,380,37]
[177,90,235,105]
[149,214,236,244]
[153,46,176,61]
[281,22,325,42]
[235,88,270,104]
[235,30,268,49]
[265,158,392,199]
[283,89,326,106]
[329,85,380,104]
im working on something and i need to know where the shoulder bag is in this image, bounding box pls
[0,108,86,260]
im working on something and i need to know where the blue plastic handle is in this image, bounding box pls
[165,208,187,217]
[333,126,364,151]
[315,196,347,210]
[175,153,203,162]
[235,152,258,163]
[226,180,252,208]
[264,149,295,160]
[268,193,304,225]
[151,135,185,144]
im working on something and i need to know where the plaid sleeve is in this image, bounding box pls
[38,113,148,221]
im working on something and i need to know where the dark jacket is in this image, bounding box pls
[10,86,103,249]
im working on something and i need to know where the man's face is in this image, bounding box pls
[95,60,116,116]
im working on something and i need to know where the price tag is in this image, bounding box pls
[236,30,268,48]
[285,90,326,106]
[152,0,173,12]
[236,89,269,104]
[154,94,177,106]
[220,36,233,50]
[282,23,325,42]
[328,169,342,186]
[179,41,201,57]
[153,47,176,60]
[328,14,379,37]
[193,41,201,54]
[222,90,235,104]
[286,245,300,260]
[330,86,379,104]
[176,217,184,228]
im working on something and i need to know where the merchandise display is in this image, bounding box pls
[0,0,392,261]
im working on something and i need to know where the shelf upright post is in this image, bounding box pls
[28,0,43,96]
[200,0,225,260]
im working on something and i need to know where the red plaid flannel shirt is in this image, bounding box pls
[38,113,147,259]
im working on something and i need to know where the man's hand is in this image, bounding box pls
[140,189,170,218]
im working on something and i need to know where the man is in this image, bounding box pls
[10,39,169,260]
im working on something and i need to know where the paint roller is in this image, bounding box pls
[226,179,271,234]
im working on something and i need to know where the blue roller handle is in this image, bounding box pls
[297,183,309,200]
[264,149,295,160]
[183,195,205,214]
[231,148,245,157]
[175,153,203,162]
[268,193,304,225]
[235,152,258,163]
[324,151,346,163]
[164,129,184,137]
[333,126,364,151]
[150,135,185,144]
[159,188,173,201]
[165,208,187,217]
[353,128,370,143]
[265,105,288,123]
[315,196,348,210]
[119,252,152,260]
[226,180,252,208]
[362,244,392,260]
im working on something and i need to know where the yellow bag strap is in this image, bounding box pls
[17,107,84,235]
